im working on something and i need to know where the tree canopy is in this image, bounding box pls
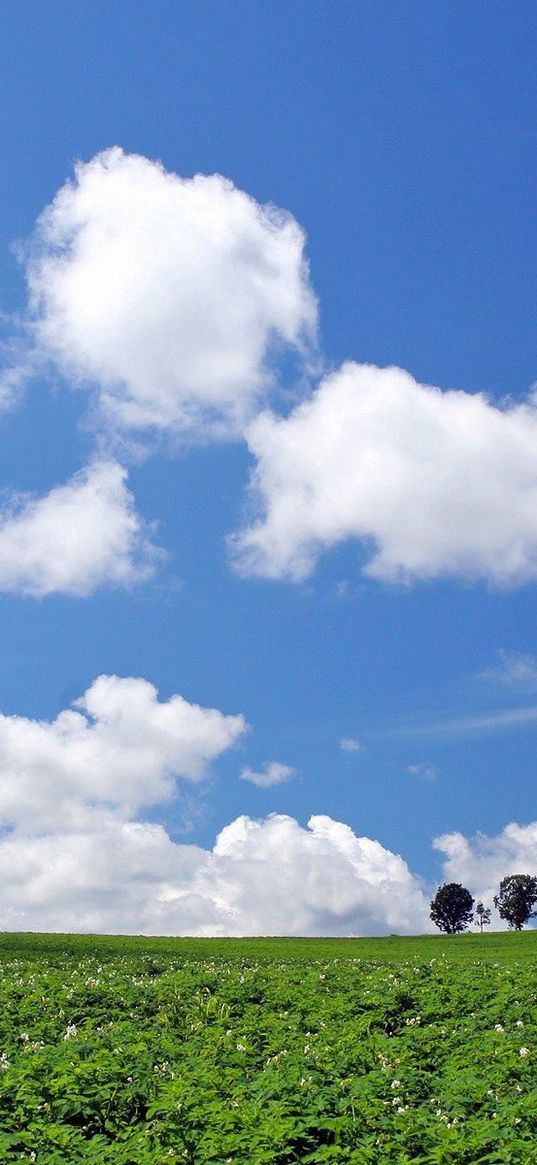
[430,882,475,934]
[494,874,537,930]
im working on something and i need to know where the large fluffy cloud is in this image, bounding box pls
[0,677,432,934]
[231,361,537,586]
[205,814,429,936]
[22,148,317,438]
[0,812,430,936]
[434,821,537,917]
[0,460,160,596]
[1,674,534,934]
[0,674,247,832]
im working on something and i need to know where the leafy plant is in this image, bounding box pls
[0,932,535,1162]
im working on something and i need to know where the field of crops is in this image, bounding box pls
[0,932,536,1164]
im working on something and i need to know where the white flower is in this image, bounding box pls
[519,1047,530,1057]
[494,1024,504,1033]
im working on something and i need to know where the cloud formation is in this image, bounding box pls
[0,350,35,415]
[8,155,537,598]
[232,361,537,586]
[0,676,433,935]
[415,705,537,737]
[0,460,160,596]
[434,821,537,921]
[0,811,430,937]
[21,148,317,439]
[0,674,533,936]
[479,649,537,687]
[3,808,537,935]
[5,153,537,600]
[0,674,247,832]
[240,760,296,787]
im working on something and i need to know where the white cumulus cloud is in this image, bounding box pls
[0,810,429,937]
[0,677,431,935]
[0,674,247,832]
[21,147,317,439]
[0,460,160,596]
[231,361,537,586]
[240,760,296,787]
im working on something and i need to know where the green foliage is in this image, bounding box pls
[430,883,475,934]
[494,875,537,931]
[0,932,535,1162]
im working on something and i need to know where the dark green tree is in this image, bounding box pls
[494,874,537,930]
[474,901,492,933]
[430,882,474,934]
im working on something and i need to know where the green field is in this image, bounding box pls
[0,931,536,1163]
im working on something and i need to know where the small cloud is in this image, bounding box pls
[478,649,537,687]
[240,761,296,788]
[0,351,35,415]
[340,738,362,753]
[407,763,437,781]
[0,461,162,597]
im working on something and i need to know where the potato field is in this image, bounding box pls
[0,932,536,1164]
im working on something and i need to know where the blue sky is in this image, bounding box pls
[0,2,536,935]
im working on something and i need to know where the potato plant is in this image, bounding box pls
[0,933,535,1163]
